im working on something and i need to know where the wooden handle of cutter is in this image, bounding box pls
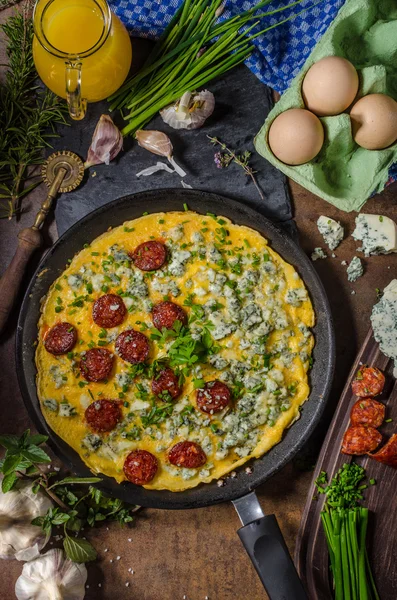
[0,227,42,335]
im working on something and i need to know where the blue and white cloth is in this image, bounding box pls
[109,0,344,93]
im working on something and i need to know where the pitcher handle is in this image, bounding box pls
[65,61,87,121]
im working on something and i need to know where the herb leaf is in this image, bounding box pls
[64,535,97,563]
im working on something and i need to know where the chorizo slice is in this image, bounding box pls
[350,398,385,428]
[369,434,397,468]
[196,380,231,414]
[85,399,122,433]
[351,366,385,397]
[44,322,77,355]
[80,348,114,382]
[152,301,187,330]
[152,367,182,400]
[131,240,167,271]
[92,294,127,329]
[115,330,149,364]
[123,450,158,485]
[168,441,207,469]
[341,425,382,455]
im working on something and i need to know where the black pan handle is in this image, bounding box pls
[233,492,308,600]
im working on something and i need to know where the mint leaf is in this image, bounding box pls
[2,453,23,475]
[22,445,51,464]
[0,434,20,451]
[63,535,97,563]
[27,434,48,447]
[2,472,18,493]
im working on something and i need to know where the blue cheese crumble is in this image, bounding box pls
[346,256,363,282]
[352,214,397,256]
[371,279,397,377]
[311,247,327,261]
[317,216,344,251]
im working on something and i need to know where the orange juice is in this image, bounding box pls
[33,0,132,103]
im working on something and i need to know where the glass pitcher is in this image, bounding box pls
[33,0,132,120]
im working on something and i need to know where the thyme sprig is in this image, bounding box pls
[208,135,265,201]
[0,4,67,220]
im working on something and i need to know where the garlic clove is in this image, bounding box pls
[160,90,215,130]
[136,129,173,159]
[0,480,53,561]
[135,130,186,177]
[85,114,123,168]
[15,548,87,600]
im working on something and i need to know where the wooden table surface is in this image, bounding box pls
[1,4,397,599]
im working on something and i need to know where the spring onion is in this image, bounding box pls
[109,0,306,136]
[315,464,380,600]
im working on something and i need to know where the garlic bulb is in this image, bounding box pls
[85,114,123,168]
[15,549,87,600]
[160,90,215,130]
[0,480,53,561]
[136,130,186,177]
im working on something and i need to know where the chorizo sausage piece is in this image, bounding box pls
[44,322,77,355]
[85,399,122,433]
[92,294,127,329]
[152,367,182,400]
[196,380,231,414]
[152,301,187,330]
[115,330,149,364]
[350,398,385,428]
[131,240,167,271]
[369,434,397,468]
[123,450,158,485]
[80,348,114,382]
[168,441,207,469]
[351,366,385,397]
[341,425,382,455]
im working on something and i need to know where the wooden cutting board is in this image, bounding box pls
[295,327,397,600]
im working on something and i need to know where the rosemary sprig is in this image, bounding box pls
[208,135,265,201]
[0,3,67,220]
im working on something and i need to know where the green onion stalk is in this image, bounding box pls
[315,464,381,600]
[108,0,312,136]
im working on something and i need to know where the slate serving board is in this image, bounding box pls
[49,64,293,237]
[295,328,397,600]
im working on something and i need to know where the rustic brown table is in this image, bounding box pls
[1,4,397,599]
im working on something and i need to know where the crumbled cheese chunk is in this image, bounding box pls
[311,247,327,261]
[346,256,363,282]
[352,214,397,256]
[371,279,397,377]
[317,216,344,250]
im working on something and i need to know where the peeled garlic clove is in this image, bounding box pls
[0,480,53,561]
[175,91,192,121]
[85,114,123,168]
[160,90,215,130]
[136,129,173,159]
[15,548,87,600]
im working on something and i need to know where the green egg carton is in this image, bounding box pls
[254,0,397,212]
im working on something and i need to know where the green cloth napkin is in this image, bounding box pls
[255,0,397,212]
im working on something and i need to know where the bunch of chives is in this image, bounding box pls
[108,0,306,136]
[316,464,380,600]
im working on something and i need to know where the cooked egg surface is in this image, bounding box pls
[350,93,397,150]
[268,108,324,166]
[302,56,359,117]
[36,211,315,491]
